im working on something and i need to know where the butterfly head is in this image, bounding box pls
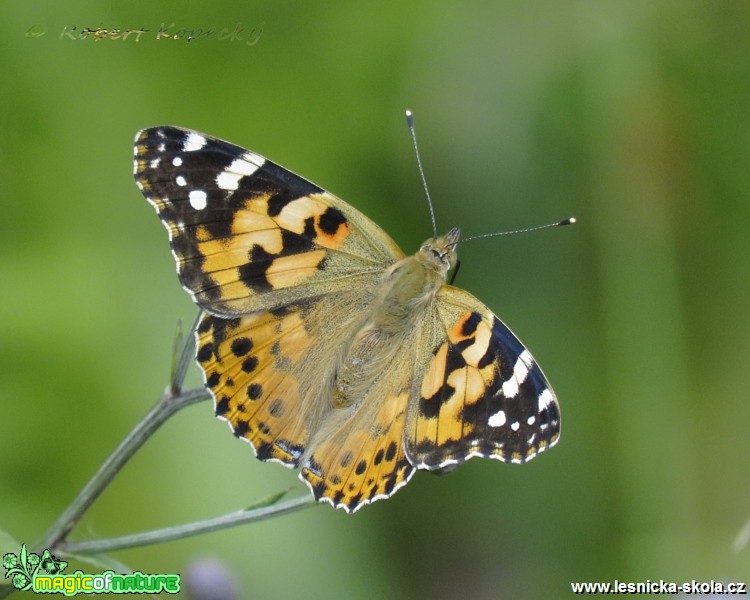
[419,227,460,273]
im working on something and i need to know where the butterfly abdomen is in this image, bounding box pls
[332,251,446,407]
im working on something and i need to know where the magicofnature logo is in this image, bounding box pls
[3,544,180,595]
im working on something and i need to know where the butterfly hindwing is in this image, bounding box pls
[134,126,404,317]
[300,385,416,513]
[405,285,561,469]
[297,322,423,512]
[196,308,313,466]
[196,282,386,469]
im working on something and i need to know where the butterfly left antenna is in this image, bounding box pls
[405,110,438,238]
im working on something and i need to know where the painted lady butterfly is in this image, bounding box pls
[133,124,562,512]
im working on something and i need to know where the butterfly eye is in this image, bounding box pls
[430,247,455,268]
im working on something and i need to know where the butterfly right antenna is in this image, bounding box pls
[405,110,438,238]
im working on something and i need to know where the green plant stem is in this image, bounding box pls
[35,386,210,553]
[172,312,203,395]
[35,314,204,554]
[59,495,315,555]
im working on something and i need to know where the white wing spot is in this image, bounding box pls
[488,409,506,427]
[501,349,533,398]
[538,388,555,412]
[149,158,161,169]
[183,132,207,152]
[527,415,536,426]
[242,151,265,167]
[176,175,187,187]
[216,171,241,191]
[172,156,183,167]
[511,421,520,432]
[189,190,208,210]
[502,378,519,399]
[216,157,264,191]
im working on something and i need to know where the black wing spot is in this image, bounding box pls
[346,494,363,510]
[385,441,398,462]
[255,441,275,461]
[445,343,467,373]
[206,372,221,389]
[196,343,214,363]
[207,317,242,347]
[317,207,347,235]
[215,395,230,415]
[266,194,294,217]
[239,245,274,293]
[241,355,259,373]
[233,419,250,437]
[230,337,253,357]
[422,378,457,414]
[461,311,482,337]
[280,229,314,254]
[246,383,263,400]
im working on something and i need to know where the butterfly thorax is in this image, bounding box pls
[332,229,460,409]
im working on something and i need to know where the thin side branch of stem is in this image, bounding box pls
[172,311,202,394]
[59,495,316,555]
[35,387,210,552]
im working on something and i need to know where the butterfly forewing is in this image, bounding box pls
[134,126,403,317]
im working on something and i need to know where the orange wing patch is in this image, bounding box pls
[196,308,315,466]
[448,311,494,365]
[274,194,350,248]
[300,390,415,513]
[188,193,349,308]
[407,309,498,467]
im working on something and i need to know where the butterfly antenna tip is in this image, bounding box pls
[462,216,577,243]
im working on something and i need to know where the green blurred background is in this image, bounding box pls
[2,1,749,598]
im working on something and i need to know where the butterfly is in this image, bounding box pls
[133,125,561,512]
